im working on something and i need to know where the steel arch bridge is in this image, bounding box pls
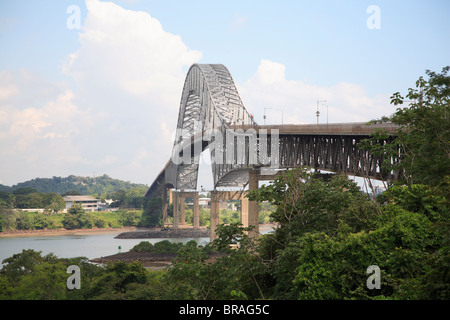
[166,63,256,190]
[145,63,400,200]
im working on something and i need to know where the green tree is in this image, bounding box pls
[42,193,65,213]
[15,212,34,230]
[0,208,17,231]
[362,66,450,186]
[34,214,54,229]
[62,203,93,229]
[12,187,38,195]
[86,261,150,299]
[248,168,379,241]
[0,191,14,209]
[119,210,141,227]
[0,250,105,300]
[141,198,163,226]
[13,260,68,299]
[110,190,127,208]
[0,249,44,283]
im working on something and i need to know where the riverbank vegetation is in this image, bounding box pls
[0,177,150,232]
[0,207,142,232]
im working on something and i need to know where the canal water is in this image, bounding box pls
[0,225,276,265]
[0,231,209,265]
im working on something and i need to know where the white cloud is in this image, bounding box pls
[5,90,85,150]
[60,0,202,184]
[0,85,19,102]
[0,74,93,184]
[238,59,396,125]
[64,0,201,101]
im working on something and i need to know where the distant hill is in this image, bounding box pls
[0,175,148,196]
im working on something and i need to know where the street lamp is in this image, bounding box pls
[316,100,327,124]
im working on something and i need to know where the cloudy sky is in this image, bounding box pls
[1,0,449,188]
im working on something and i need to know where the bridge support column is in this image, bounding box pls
[168,188,173,204]
[240,196,249,228]
[193,192,200,229]
[180,193,186,225]
[173,191,179,229]
[248,170,259,239]
[210,191,219,241]
[162,187,168,224]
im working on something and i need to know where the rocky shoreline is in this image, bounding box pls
[90,252,177,269]
[115,228,210,239]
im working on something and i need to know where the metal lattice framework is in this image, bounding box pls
[164,64,256,190]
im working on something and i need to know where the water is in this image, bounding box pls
[0,232,210,265]
[0,225,276,266]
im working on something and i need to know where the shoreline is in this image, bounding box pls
[0,226,138,238]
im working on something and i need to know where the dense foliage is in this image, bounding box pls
[0,207,142,232]
[360,66,450,187]
[0,189,65,211]
[130,240,198,254]
[0,174,148,196]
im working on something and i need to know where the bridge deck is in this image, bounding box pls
[229,122,399,135]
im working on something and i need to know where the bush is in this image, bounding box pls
[130,241,154,253]
[130,240,195,254]
[120,210,141,227]
[94,218,106,228]
[62,204,94,230]
[16,212,34,230]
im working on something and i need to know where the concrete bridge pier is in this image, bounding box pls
[240,195,248,228]
[193,192,200,229]
[171,190,200,230]
[247,170,259,240]
[162,187,168,224]
[209,170,261,242]
[180,191,186,226]
[210,191,220,240]
[173,190,179,229]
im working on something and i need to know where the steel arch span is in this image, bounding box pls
[163,63,256,192]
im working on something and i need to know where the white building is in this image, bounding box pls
[63,195,99,212]
[198,197,210,207]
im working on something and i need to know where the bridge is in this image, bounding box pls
[145,64,400,240]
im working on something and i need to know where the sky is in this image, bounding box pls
[0,0,449,189]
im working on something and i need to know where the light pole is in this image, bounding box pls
[316,100,327,124]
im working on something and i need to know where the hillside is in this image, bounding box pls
[0,174,148,195]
